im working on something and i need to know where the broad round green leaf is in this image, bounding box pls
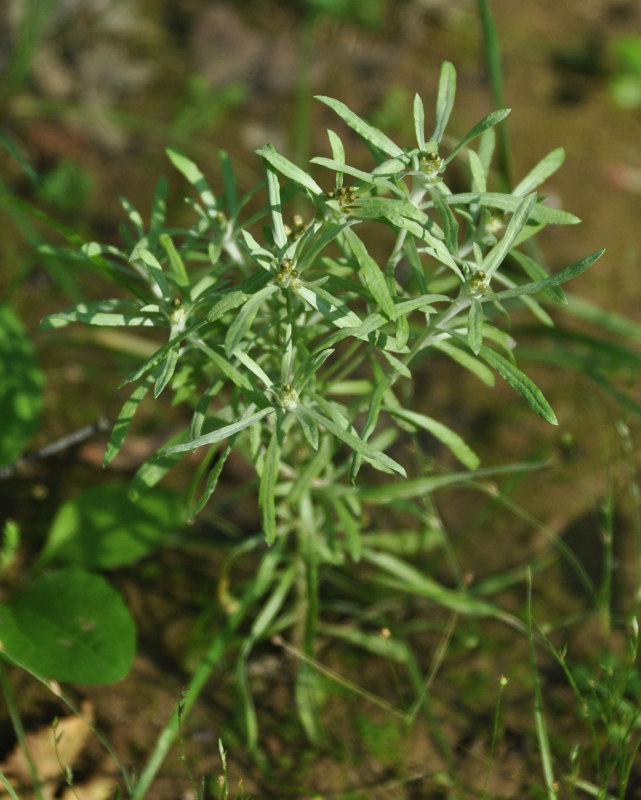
[39,483,188,569]
[0,305,44,467]
[0,568,135,684]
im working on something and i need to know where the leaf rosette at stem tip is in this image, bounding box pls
[40,60,602,535]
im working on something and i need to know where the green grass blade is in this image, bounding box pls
[527,575,558,799]
[477,0,512,187]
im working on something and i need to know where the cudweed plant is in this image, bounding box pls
[42,61,603,789]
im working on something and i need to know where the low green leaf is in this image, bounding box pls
[39,484,188,569]
[363,549,506,618]
[0,306,44,468]
[480,345,557,424]
[315,96,403,157]
[0,568,136,683]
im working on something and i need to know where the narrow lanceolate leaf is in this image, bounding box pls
[191,441,233,516]
[191,339,253,391]
[413,93,426,150]
[482,193,537,279]
[509,250,566,304]
[310,157,382,186]
[263,158,288,250]
[444,108,511,165]
[255,144,323,197]
[343,228,395,318]
[362,549,505,619]
[431,60,457,144]
[120,318,210,385]
[295,284,362,329]
[430,340,495,386]
[467,298,484,355]
[166,147,217,211]
[225,285,277,356]
[315,96,404,157]
[480,345,557,425]
[385,406,480,470]
[445,192,580,225]
[327,129,345,165]
[153,341,180,399]
[292,348,334,393]
[40,301,164,329]
[468,149,487,193]
[259,423,283,545]
[104,375,154,466]
[132,247,171,300]
[160,234,190,293]
[207,273,273,325]
[428,186,459,255]
[497,249,604,303]
[161,406,275,455]
[512,147,565,197]
[298,405,406,476]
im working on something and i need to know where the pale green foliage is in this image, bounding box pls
[41,62,605,769]
[42,62,601,544]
